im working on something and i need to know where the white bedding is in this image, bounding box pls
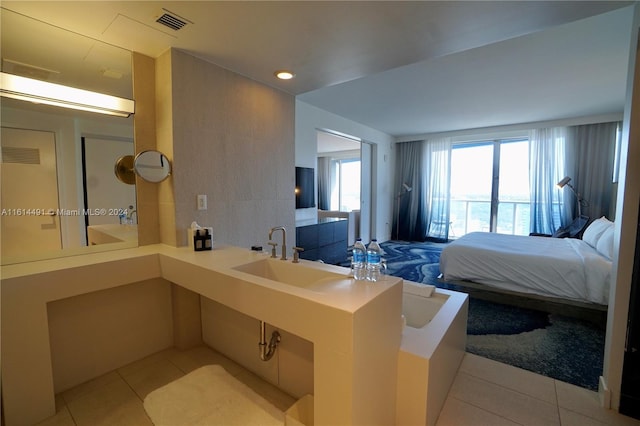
[439,232,611,305]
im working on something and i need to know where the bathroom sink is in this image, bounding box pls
[232,258,347,290]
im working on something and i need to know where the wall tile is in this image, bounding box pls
[166,49,295,248]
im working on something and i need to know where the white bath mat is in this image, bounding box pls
[143,365,285,425]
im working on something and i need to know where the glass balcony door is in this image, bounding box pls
[450,139,530,237]
[497,140,530,235]
[450,142,494,236]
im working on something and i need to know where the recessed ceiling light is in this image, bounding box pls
[275,70,295,80]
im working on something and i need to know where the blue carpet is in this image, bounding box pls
[381,240,606,390]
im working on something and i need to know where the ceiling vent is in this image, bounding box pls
[155,9,191,31]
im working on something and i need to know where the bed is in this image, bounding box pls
[439,217,615,306]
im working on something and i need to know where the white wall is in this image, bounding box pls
[603,2,640,411]
[161,49,296,251]
[396,112,623,143]
[47,278,173,393]
[295,100,395,242]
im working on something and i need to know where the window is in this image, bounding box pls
[450,138,530,237]
[330,158,361,212]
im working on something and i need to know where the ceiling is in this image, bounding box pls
[317,130,361,154]
[0,1,635,137]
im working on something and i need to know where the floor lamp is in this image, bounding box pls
[396,183,412,240]
[557,176,585,217]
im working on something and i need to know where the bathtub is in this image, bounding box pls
[396,281,468,426]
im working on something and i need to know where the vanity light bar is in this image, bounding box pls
[0,72,135,118]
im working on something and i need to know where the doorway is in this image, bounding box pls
[316,130,372,243]
[82,136,136,228]
[1,126,62,258]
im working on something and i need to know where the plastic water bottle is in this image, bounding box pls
[352,238,367,281]
[366,239,382,282]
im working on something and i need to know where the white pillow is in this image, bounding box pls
[582,216,613,248]
[596,226,615,260]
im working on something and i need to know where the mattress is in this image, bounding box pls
[439,232,611,305]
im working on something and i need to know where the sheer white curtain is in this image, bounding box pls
[529,127,567,234]
[394,137,451,241]
[424,137,452,241]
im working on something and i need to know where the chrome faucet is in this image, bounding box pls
[126,205,137,224]
[268,226,287,260]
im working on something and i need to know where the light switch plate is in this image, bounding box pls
[197,194,207,210]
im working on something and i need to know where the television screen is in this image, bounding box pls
[295,166,315,209]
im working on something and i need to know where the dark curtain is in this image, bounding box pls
[393,141,427,241]
[565,121,619,222]
[317,156,331,211]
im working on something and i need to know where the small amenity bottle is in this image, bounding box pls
[352,238,367,281]
[366,239,382,282]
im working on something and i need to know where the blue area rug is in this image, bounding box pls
[381,240,606,390]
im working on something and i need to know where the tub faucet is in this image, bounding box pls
[268,226,287,260]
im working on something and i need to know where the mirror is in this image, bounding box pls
[114,151,171,184]
[1,7,137,264]
[134,151,172,183]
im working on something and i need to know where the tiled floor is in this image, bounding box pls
[36,345,296,426]
[436,354,640,426]
[36,346,640,426]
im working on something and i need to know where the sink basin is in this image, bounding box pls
[232,258,347,289]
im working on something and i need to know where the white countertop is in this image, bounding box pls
[87,224,138,244]
[1,243,400,314]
